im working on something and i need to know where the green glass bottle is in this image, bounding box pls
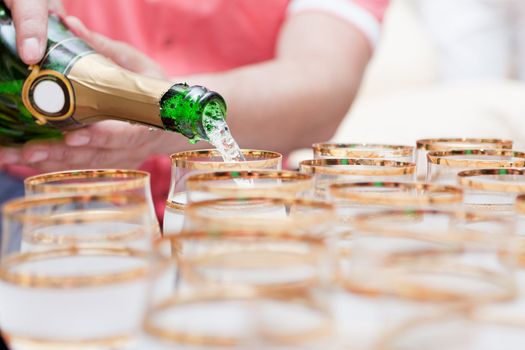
[0,1,227,146]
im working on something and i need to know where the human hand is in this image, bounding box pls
[0,16,169,171]
[4,0,64,64]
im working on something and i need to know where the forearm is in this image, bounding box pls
[159,12,372,156]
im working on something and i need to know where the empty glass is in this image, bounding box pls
[183,197,335,237]
[378,311,525,350]
[426,150,525,184]
[186,170,312,202]
[334,210,515,350]
[24,169,160,235]
[328,182,463,272]
[299,158,415,198]
[0,194,154,349]
[164,150,282,235]
[330,181,463,219]
[458,169,525,214]
[415,138,513,181]
[313,143,414,162]
[141,235,339,349]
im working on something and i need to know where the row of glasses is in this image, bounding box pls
[159,141,515,344]
[2,137,523,349]
[295,139,525,349]
[1,147,333,349]
[155,149,344,348]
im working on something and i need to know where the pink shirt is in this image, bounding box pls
[63,0,388,76]
[58,0,389,221]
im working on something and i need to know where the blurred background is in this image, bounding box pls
[329,0,525,146]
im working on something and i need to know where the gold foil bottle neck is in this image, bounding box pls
[66,54,172,128]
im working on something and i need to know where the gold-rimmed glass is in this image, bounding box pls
[416,138,513,181]
[164,149,282,234]
[0,194,154,349]
[183,197,335,237]
[353,209,515,255]
[349,209,515,299]
[142,286,338,349]
[458,169,525,214]
[141,235,339,349]
[186,170,313,202]
[335,210,515,349]
[171,231,331,293]
[328,182,463,275]
[426,150,525,184]
[299,158,415,198]
[313,143,414,162]
[330,181,463,218]
[378,311,525,350]
[24,169,159,235]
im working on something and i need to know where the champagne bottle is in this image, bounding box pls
[0,1,227,145]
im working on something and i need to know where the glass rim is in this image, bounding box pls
[169,149,282,170]
[427,149,525,167]
[344,249,515,304]
[143,286,332,347]
[353,209,513,247]
[299,158,415,176]
[163,229,326,247]
[186,170,313,196]
[416,138,513,151]
[24,169,150,194]
[312,142,414,157]
[378,311,525,350]
[184,197,335,232]
[2,194,148,224]
[158,231,327,291]
[458,168,525,193]
[330,182,463,206]
[0,247,151,289]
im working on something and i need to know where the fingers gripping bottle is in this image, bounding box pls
[0,1,227,145]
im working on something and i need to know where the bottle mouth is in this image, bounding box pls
[200,94,227,140]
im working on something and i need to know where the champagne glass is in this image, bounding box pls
[330,181,463,219]
[415,138,513,181]
[378,311,525,350]
[299,158,415,199]
[141,235,339,349]
[334,210,515,350]
[164,150,282,235]
[186,170,313,202]
[426,150,525,184]
[0,194,154,350]
[313,143,414,162]
[183,197,335,237]
[458,169,525,214]
[328,182,463,273]
[24,169,159,235]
